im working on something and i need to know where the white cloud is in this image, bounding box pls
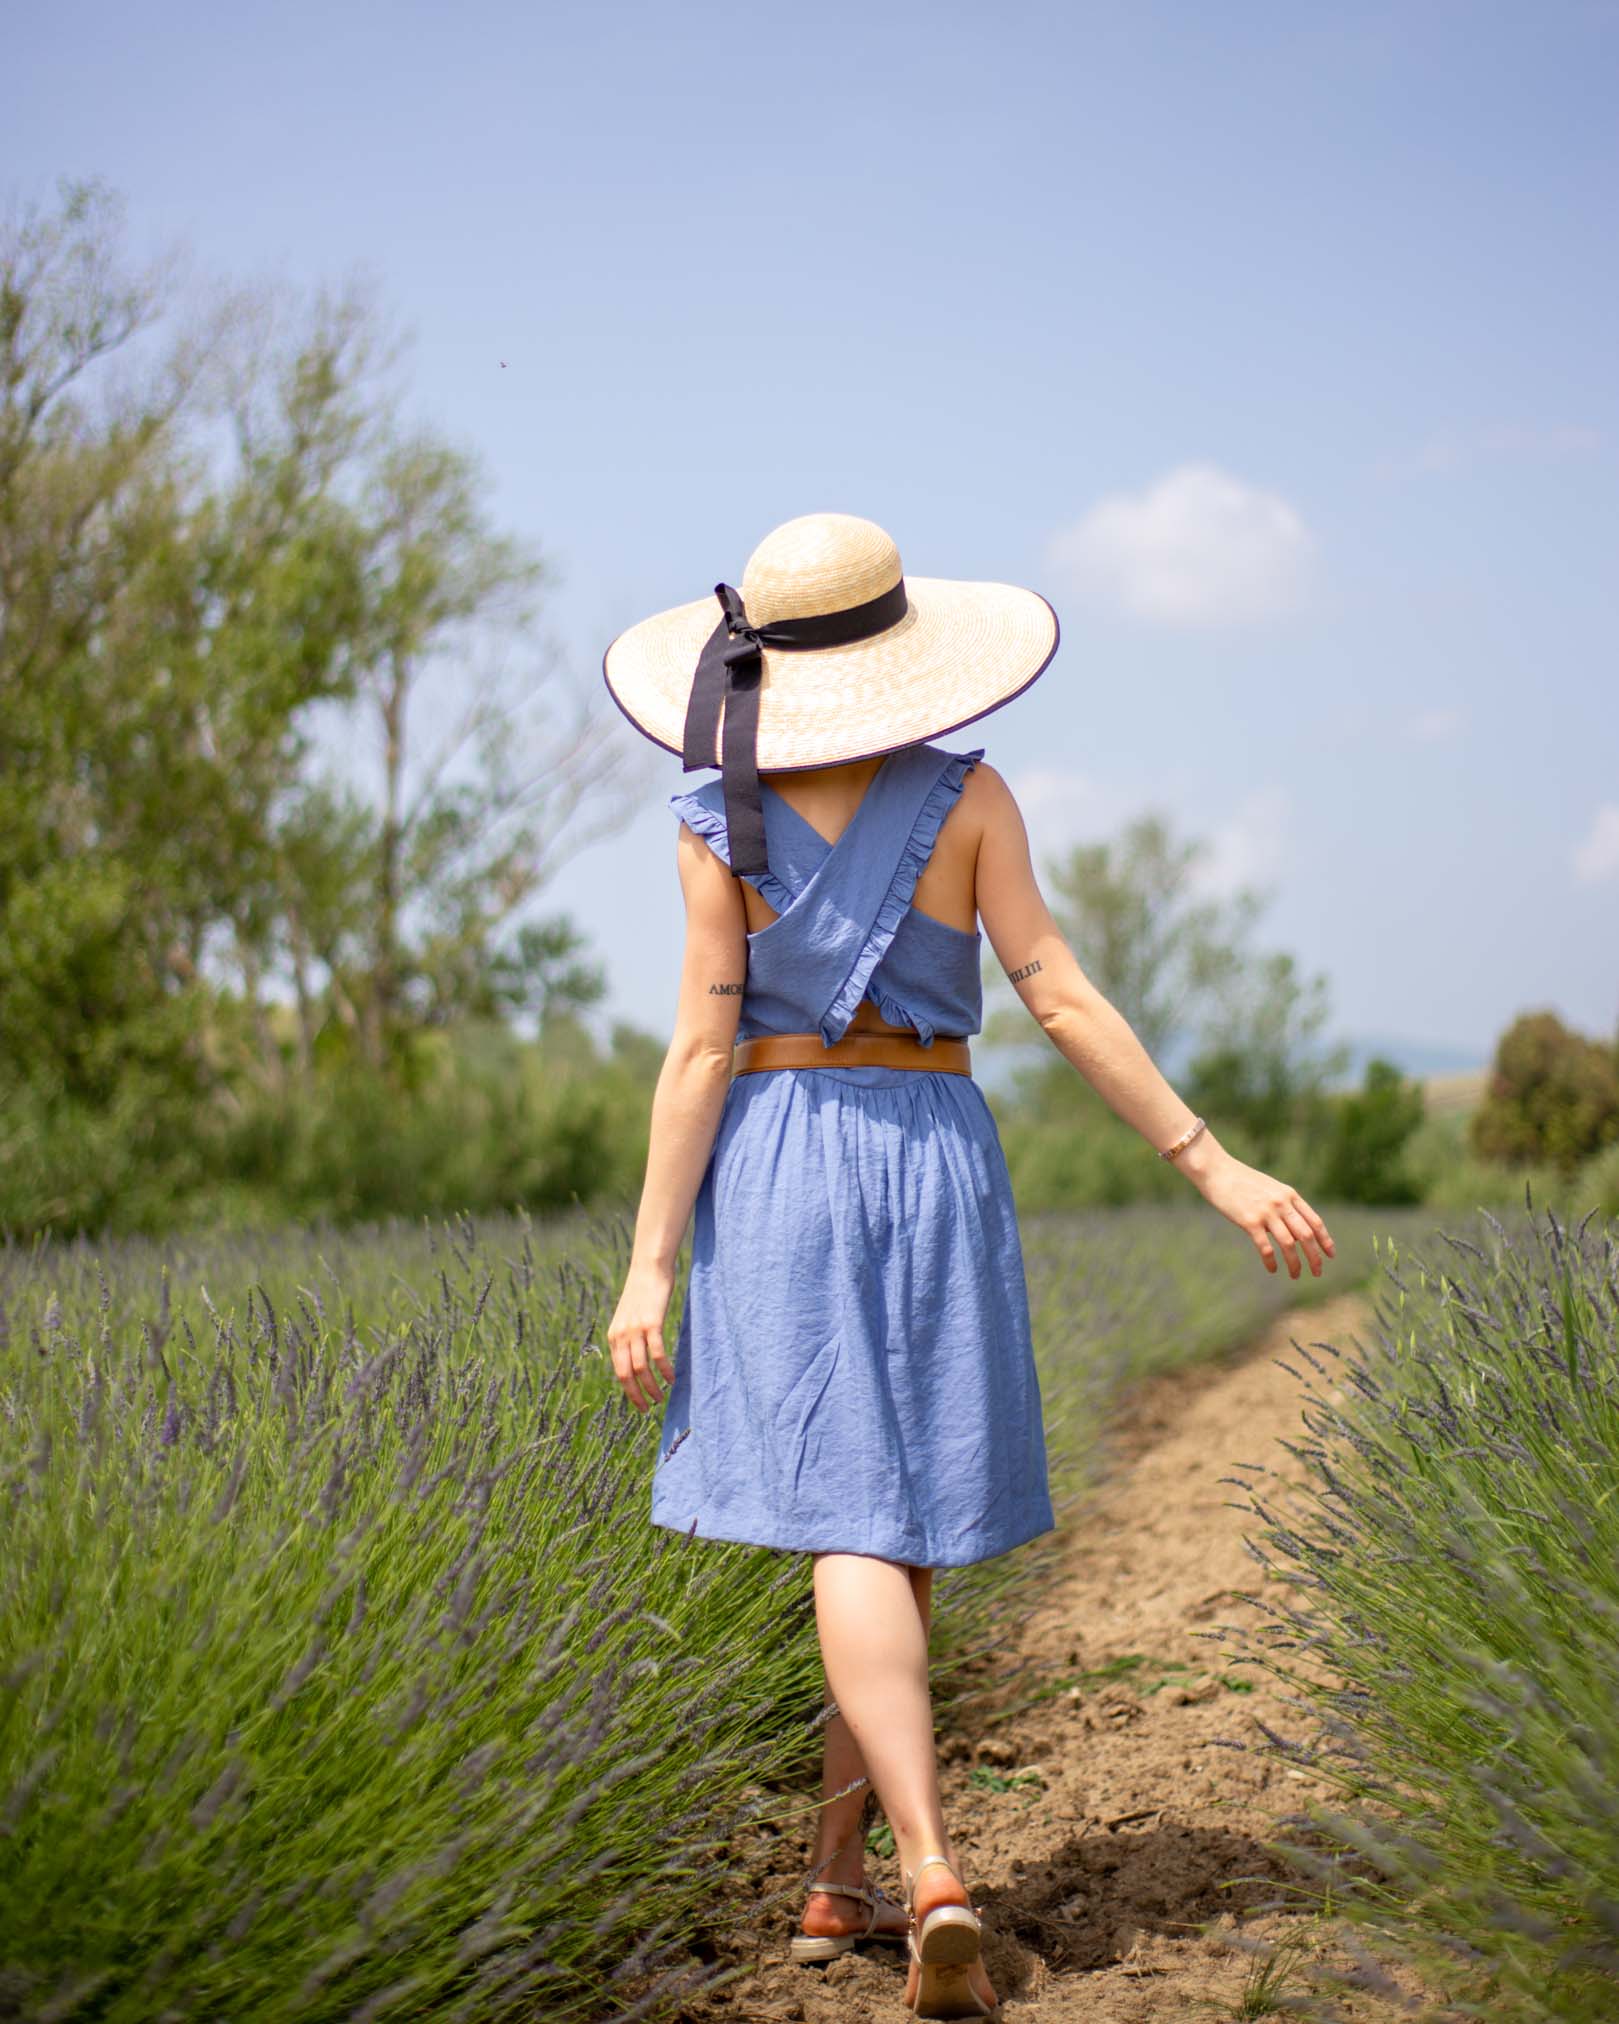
[1187,785,1292,901]
[1005,765,1139,866]
[1404,706,1465,745]
[1375,424,1601,481]
[1046,463,1315,629]
[1004,767,1290,904]
[1573,804,1619,884]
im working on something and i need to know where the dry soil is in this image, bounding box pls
[676,1288,1430,2024]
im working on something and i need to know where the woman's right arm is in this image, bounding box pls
[606,819,748,1410]
[967,762,1335,1279]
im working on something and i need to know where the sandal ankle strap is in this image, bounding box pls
[805,1875,896,1941]
[905,1852,959,1887]
[904,1851,970,1908]
[904,1855,989,1939]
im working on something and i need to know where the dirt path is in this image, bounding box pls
[684,1290,1425,2023]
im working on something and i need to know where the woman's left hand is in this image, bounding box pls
[607,1260,677,1410]
[1192,1153,1334,1278]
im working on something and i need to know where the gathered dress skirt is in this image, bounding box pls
[650,1061,1057,1569]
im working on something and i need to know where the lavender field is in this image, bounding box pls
[1231,1200,1619,2022]
[0,1202,1399,2022]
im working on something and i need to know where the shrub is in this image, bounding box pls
[1229,1201,1619,2021]
[991,1074,1283,1212]
[1317,1056,1425,1204]
[0,1212,811,2021]
[1471,1010,1619,1177]
[0,1021,662,1241]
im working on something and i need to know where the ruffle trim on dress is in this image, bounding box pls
[817,746,986,1048]
[670,785,798,917]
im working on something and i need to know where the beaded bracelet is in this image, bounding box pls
[1160,1115,1207,1162]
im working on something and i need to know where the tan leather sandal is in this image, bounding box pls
[902,1853,997,2019]
[787,1876,908,1963]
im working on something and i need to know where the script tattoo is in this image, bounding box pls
[708,981,744,996]
[1007,958,1043,985]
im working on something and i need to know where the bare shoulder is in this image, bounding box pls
[957,757,1025,835]
[963,755,1017,803]
[675,815,744,916]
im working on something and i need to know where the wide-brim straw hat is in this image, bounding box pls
[602,511,1059,875]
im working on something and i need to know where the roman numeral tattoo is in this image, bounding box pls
[708,981,744,995]
[1008,958,1043,985]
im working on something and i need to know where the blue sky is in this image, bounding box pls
[12,0,1618,1072]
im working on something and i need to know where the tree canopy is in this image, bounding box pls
[0,177,646,1233]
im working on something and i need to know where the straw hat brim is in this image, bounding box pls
[602,577,1059,772]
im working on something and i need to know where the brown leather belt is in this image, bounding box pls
[733,1030,973,1076]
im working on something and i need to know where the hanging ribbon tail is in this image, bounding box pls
[681,591,769,878]
[681,608,728,775]
[718,637,768,875]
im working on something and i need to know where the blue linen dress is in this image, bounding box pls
[651,739,1056,1569]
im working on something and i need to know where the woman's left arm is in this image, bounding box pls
[607,819,748,1411]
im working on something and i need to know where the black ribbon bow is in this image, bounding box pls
[681,577,909,877]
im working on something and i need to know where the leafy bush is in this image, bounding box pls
[1317,1056,1425,1204]
[990,1073,1289,1213]
[993,1087,1190,1209]
[1229,1200,1619,2022]
[0,1019,661,1241]
[1471,1010,1619,1177]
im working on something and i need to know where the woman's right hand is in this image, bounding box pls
[607,1257,677,1410]
[1188,1149,1336,1278]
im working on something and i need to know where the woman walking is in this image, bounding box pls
[602,513,1334,2019]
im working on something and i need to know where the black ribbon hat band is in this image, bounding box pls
[681,577,910,877]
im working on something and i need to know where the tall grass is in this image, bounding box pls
[1227,1197,1619,2021]
[1,1201,1409,2021]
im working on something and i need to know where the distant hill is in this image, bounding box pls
[1327,1032,1490,1090]
[974,1028,1491,1105]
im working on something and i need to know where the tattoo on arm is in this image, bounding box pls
[1008,958,1043,985]
[708,981,744,996]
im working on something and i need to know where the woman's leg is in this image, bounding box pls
[810,1555,998,2008]
[903,1565,966,1880]
[804,1703,873,1887]
[803,1564,943,1937]
[808,1554,958,1892]
[806,1565,956,1887]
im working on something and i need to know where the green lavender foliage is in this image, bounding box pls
[0,1204,1408,2022]
[1230,1196,1619,2022]
[928,1202,1400,1717]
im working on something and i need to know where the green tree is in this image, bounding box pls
[986,812,1264,1059]
[989,809,1346,1179]
[1183,948,1350,1166]
[0,176,645,1234]
[1319,1055,1426,1204]
[1471,1009,1619,1178]
[0,178,248,1117]
[326,429,635,1068]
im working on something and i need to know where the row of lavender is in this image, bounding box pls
[0,1203,1392,2022]
[1232,1197,1619,2022]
